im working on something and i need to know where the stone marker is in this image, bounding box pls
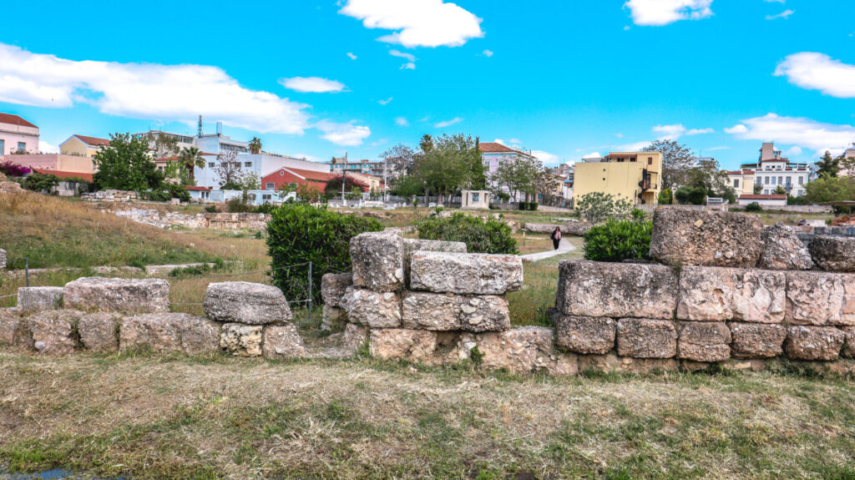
[369,329,437,361]
[729,323,787,359]
[554,315,616,355]
[784,326,845,361]
[17,287,64,315]
[64,277,170,314]
[350,230,405,292]
[28,310,83,354]
[410,252,523,295]
[809,236,855,272]
[557,260,678,319]
[402,292,510,332]
[677,322,731,362]
[616,319,677,359]
[220,324,263,357]
[0,309,19,345]
[78,313,121,352]
[321,273,353,307]
[120,313,220,354]
[676,267,786,323]
[204,282,292,325]
[785,272,855,326]
[649,209,764,268]
[262,324,306,359]
[340,288,402,328]
[758,223,813,270]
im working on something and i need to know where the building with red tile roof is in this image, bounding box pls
[261,166,338,194]
[0,112,40,155]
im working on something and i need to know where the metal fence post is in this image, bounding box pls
[308,261,313,324]
[25,258,30,288]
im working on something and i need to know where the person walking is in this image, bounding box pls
[550,226,562,251]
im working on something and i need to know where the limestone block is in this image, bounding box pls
[676,267,786,323]
[340,288,402,328]
[616,319,677,359]
[321,305,347,332]
[28,310,82,354]
[204,282,292,325]
[785,326,845,361]
[78,313,121,352]
[341,323,369,354]
[468,327,578,376]
[64,277,170,314]
[577,353,679,374]
[557,260,678,319]
[840,326,855,358]
[0,248,6,269]
[321,273,353,307]
[262,324,306,359]
[410,252,523,295]
[220,323,263,357]
[554,315,616,355]
[729,323,787,359]
[350,230,405,292]
[677,322,731,362]
[0,309,19,345]
[17,287,64,315]
[403,239,467,286]
[120,313,220,354]
[649,209,764,268]
[369,329,437,361]
[758,223,813,270]
[785,272,855,326]
[809,236,855,272]
[401,292,510,332]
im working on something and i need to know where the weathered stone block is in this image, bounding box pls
[410,252,523,295]
[466,327,577,376]
[78,313,121,352]
[557,261,678,319]
[350,230,405,292]
[321,273,353,307]
[262,324,306,359]
[0,309,19,345]
[649,209,764,268]
[17,287,64,315]
[616,319,677,359]
[809,236,855,272]
[554,315,616,355]
[677,267,786,323]
[577,353,679,374]
[321,305,347,332]
[785,326,845,361]
[786,272,855,326]
[677,322,731,362]
[403,239,467,286]
[28,310,82,354]
[369,329,437,361]
[0,248,6,269]
[758,223,813,270]
[204,282,292,325]
[729,323,787,359]
[120,313,220,354]
[401,292,510,332]
[340,288,402,328]
[841,326,855,358]
[220,324,263,357]
[64,277,170,314]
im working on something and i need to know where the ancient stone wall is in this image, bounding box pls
[115,209,270,230]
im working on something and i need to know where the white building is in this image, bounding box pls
[740,142,810,196]
[0,113,39,155]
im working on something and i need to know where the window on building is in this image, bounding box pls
[765,176,770,185]
[771,177,776,185]
[208,162,215,168]
[778,176,783,185]
[733,179,740,188]
[648,157,653,165]
[472,192,480,203]
[244,162,252,168]
[262,194,272,201]
[0,139,5,153]
[266,183,275,190]
[17,142,26,152]
[798,177,803,185]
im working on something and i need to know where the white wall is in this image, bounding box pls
[0,122,40,155]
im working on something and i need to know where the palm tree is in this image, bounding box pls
[249,137,262,154]
[179,146,205,181]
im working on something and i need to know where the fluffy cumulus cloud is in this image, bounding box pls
[38,141,59,153]
[774,52,855,98]
[624,0,714,26]
[652,124,712,140]
[582,152,602,159]
[315,120,372,146]
[339,0,484,48]
[435,117,462,128]
[532,150,559,165]
[725,113,855,156]
[279,77,346,93]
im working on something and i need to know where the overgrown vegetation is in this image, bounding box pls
[583,219,653,262]
[417,212,518,254]
[574,192,632,224]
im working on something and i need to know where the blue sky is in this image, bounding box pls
[0,0,853,169]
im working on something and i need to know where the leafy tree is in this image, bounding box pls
[214,151,244,189]
[470,138,487,191]
[816,151,840,178]
[575,192,633,224]
[179,146,205,181]
[379,143,417,181]
[388,174,424,198]
[744,202,763,213]
[658,188,673,205]
[417,213,518,254]
[533,163,560,205]
[774,185,786,195]
[324,175,369,198]
[643,140,696,190]
[419,134,434,153]
[583,219,653,262]
[413,133,478,203]
[675,186,707,205]
[805,174,855,204]
[841,146,855,176]
[753,183,763,194]
[93,133,162,192]
[491,154,537,202]
[145,133,180,158]
[24,172,60,193]
[249,137,263,154]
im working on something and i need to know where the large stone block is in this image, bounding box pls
[350,230,405,292]
[677,322,731,362]
[403,239,467,286]
[677,267,786,323]
[78,313,121,352]
[17,287,64,315]
[0,309,19,345]
[410,252,523,295]
[204,282,292,325]
[340,288,402,328]
[578,353,679,374]
[262,324,306,359]
[28,310,82,354]
[729,323,787,359]
[842,327,855,358]
[557,261,678,319]
[369,329,437,361]
[64,277,170,314]
[120,313,220,354]
[467,327,577,376]
[616,319,677,359]
[554,315,616,355]
[785,326,845,361]
[220,323,263,357]
[809,236,855,272]
[321,305,347,332]
[321,273,353,307]
[785,272,855,326]
[649,209,764,268]
[401,292,510,332]
[758,223,813,271]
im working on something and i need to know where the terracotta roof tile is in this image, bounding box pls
[479,142,533,157]
[0,113,37,128]
[74,135,111,147]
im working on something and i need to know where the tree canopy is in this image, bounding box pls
[643,140,695,190]
[93,133,162,192]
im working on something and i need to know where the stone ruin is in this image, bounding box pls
[114,209,270,230]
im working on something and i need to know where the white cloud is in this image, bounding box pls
[389,50,416,62]
[315,120,371,146]
[764,0,785,3]
[378,97,393,105]
[624,0,713,26]
[435,117,462,128]
[482,49,494,57]
[401,62,416,70]
[279,77,346,93]
[785,146,803,156]
[652,124,713,140]
[0,43,309,135]
[339,0,484,48]
[708,146,730,151]
[725,113,855,156]
[582,152,602,159]
[510,138,522,144]
[774,52,855,98]
[624,25,631,31]
[291,153,323,163]
[493,138,506,145]
[532,150,559,165]
[395,117,409,126]
[766,9,794,20]
[347,52,358,60]
[618,141,653,151]
[39,141,59,153]
[686,128,714,135]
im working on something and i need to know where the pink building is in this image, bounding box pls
[0,113,40,155]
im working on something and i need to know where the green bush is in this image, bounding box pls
[583,219,653,262]
[518,202,528,211]
[204,205,218,213]
[528,202,538,211]
[23,172,59,192]
[226,197,254,213]
[745,202,763,213]
[417,212,518,254]
[267,204,383,304]
[675,186,707,205]
[658,188,673,205]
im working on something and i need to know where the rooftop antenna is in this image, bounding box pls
[197,116,203,138]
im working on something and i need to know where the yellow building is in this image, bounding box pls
[573,151,663,205]
[726,169,756,195]
[60,134,111,158]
